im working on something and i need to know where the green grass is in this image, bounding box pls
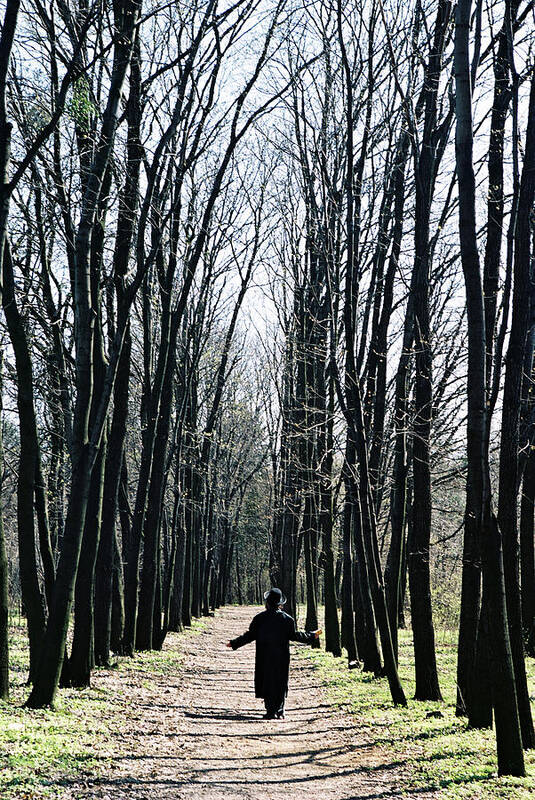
[0,617,204,799]
[5,606,534,799]
[304,627,535,798]
[0,619,107,799]
[116,618,206,678]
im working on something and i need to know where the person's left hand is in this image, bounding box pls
[226,641,232,648]
[312,629,322,639]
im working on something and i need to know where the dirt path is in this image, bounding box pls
[69,606,438,800]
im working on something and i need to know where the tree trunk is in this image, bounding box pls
[321,475,340,656]
[0,352,9,699]
[191,475,203,619]
[468,592,493,729]
[341,454,358,663]
[2,241,46,683]
[304,503,319,648]
[497,64,535,750]
[26,445,95,707]
[454,0,524,774]
[319,343,340,656]
[385,338,411,663]
[406,0,450,701]
[182,466,194,628]
[110,527,125,655]
[0,0,21,298]
[124,286,173,652]
[70,163,113,686]
[95,34,139,664]
[410,200,442,699]
[457,0,518,721]
[236,548,243,605]
[137,341,176,649]
[169,521,186,633]
[69,440,106,687]
[95,327,131,666]
[520,450,535,652]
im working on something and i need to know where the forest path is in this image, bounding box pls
[68,606,438,800]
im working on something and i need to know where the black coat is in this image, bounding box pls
[230,608,315,702]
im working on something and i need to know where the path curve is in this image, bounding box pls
[69,606,438,800]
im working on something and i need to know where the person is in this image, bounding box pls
[226,588,322,719]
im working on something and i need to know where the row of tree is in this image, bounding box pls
[0,0,534,780]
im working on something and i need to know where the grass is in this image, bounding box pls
[0,616,204,800]
[5,605,534,799]
[304,625,535,799]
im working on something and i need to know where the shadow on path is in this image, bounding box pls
[67,606,442,800]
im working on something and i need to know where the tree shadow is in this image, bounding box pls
[183,708,262,722]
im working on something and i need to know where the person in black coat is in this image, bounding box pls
[226,588,322,719]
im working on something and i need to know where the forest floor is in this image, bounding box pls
[2,606,534,799]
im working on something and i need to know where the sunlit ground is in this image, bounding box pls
[0,615,205,799]
[304,623,535,799]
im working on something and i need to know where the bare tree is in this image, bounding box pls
[454,0,524,776]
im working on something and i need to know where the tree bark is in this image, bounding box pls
[68,439,106,686]
[386,310,412,663]
[320,367,341,656]
[0,0,20,281]
[2,241,46,683]
[0,352,9,699]
[110,527,125,654]
[497,62,535,750]
[410,180,442,700]
[341,455,358,663]
[454,0,524,774]
[136,340,176,649]
[520,449,535,652]
[95,329,131,666]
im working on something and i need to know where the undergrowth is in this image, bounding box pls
[0,616,203,799]
[305,626,535,799]
[5,605,534,799]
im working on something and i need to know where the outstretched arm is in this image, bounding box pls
[288,618,322,645]
[227,617,257,650]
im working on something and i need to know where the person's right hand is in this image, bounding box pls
[312,629,322,639]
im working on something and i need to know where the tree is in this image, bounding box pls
[454,0,524,776]
[497,58,535,750]
[336,0,406,706]
[0,351,9,700]
[27,0,142,708]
